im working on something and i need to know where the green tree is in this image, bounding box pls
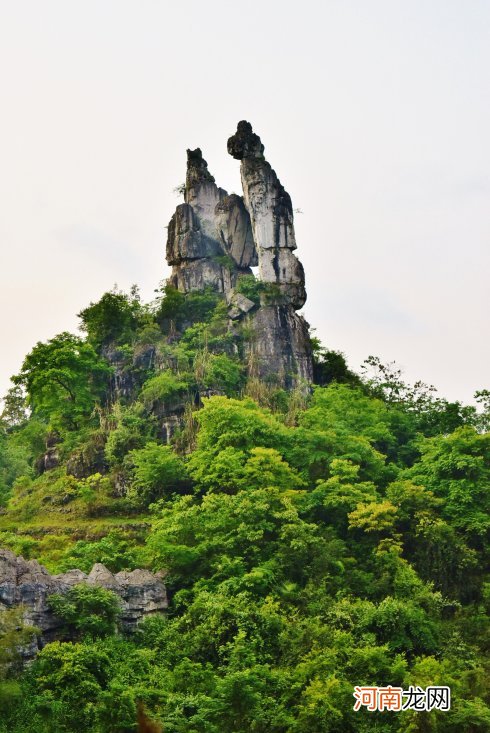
[28,641,111,731]
[104,403,152,467]
[127,442,190,504]
[78,287,144,350]
[0,609,37,721]
[13,333,110,431]
[48,584,121,638]
[407,427,490,545]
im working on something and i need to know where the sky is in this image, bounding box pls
[0,0,489,404]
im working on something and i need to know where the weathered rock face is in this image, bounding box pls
[35,431,61,474]
[215,194,257,269]
[98,342,157,407]
[227,120,306,309]
[166,124,313,387]
[167,149,254,295]
[244,305,313,388]
[0,550,167,659]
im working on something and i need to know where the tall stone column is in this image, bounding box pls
[227,121,313,386]
[227,121,306,309]
[166,148,256,295]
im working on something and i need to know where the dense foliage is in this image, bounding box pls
[0,285,488,732]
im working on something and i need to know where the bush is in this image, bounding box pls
[201,354,244,396]
[140,371,190,410]
[236,274,262,305]
[127,443,190,504]
[48,584,121,638]
[62,531,141,573]
[78,288,144,350]
[104,404,151,466]
[155,285,220,330]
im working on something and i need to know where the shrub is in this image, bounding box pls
[104,404,151,466]
[201,354,244,396]
[48,584,121,638]
[127,443,190,504]
[236,274,262,305]
[140,372,190,410]
[78,288,143,350]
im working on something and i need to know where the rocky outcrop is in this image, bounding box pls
[167,149,255,295]
[227,121,306,309]
[66,430,108,478]
[165,123,313,387]
[215,194,257,269]
[36,432,61,474]
[0,550,167,659]
[244,305,313,389]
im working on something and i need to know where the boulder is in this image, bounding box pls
[227,292,256,320]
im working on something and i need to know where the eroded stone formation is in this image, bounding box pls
[166,121,313,388]
[166,148,256,296]
[0,549,167,659]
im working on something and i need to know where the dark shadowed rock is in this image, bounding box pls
[215,194,257,268]
[227,120,264,160]
[36,431,61,474]
[185,147,215,188]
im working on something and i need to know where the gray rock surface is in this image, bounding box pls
[227,121,306,309]
[215,194,257,268]
[227,291,256,320]
[167,149,254,295]
[243,305,313,387]
[165,123,313,388]
[0,549,168,659]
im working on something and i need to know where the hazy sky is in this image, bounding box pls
[1,0,489,404]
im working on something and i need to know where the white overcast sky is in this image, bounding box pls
[0,0,488,404]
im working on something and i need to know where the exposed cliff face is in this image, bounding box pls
[166,124,313,387]
[167,149,254,295]
[244,305,313,389]
[227,120,306,309]
[215,194,257,269]
[0,550,167,659]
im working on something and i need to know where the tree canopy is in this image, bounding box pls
[0,286,488,732]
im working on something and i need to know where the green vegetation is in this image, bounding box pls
[49,584,121,639]
[12,332,110,432]
[78,287,145,351]
[0,284,488,732]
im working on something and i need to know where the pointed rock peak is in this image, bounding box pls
[87,563,119,589]
[227,120,264,160]
[185,147,215,190]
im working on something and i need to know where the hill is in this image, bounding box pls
[0,122,489,733]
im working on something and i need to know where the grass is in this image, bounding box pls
[0,467,152,571]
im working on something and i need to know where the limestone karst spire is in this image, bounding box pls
[227,120,306,309]
[165,122,313,387]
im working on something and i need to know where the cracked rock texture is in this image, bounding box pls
[167,149,253,295]
[166,124,313,387]
[227,121,306,309]
[0,549,167,659]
